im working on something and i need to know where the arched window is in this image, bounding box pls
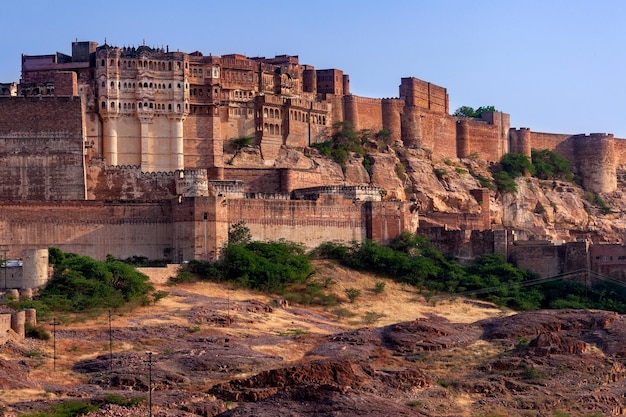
[101,59,105,67]
[144,82,148,88]
[176,104,181,112]
[168,104,172,110]
[101,81,105,88]
[101,101,106,109]
[263,108,268,118]
[138,102,143,109]
[110,59,114,66]
[169,62,172,71]
[110,101,115,109]
[169,84,172,88]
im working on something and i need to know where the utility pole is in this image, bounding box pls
[108,310,113,372]
[51,318,60,371]
[146,352,153,417]
[0,246,8,290]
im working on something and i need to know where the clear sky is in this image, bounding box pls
[1,0,624,137]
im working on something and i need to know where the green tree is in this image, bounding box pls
[531,149,573,181]
[453,106,497,118]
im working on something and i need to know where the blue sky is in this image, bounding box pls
[2,0,625,137]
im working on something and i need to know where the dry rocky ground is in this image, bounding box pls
[1,261,626,416]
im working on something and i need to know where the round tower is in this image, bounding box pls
[509,128,532,157]
[382,99,404,142]
[400,107,421,148]
[574,133,616,193]
[456,119,471,159]
[22,249,49,289]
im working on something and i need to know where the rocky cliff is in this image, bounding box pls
[227,143,626,244]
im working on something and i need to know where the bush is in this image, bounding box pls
[24,323,50,341]
[30,248,155,314]
[492,171,517,193]
[372,281,386,294]
[232,136,252,150]
[531,149,573,181]
[344,288,362,303]
[500,153,535,178]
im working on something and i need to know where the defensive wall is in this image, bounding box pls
[510,128,622,193]
[0,193,418,262]
[0,97,86,200]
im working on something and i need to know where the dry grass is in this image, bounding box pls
[1,260,510,407]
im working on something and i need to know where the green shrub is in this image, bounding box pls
[492,171,517,193]
[372,281,386,294]
[500,153,535,178]
[232,135,252,150]
[344,288,362,303]
[25,323,50,341]
[531,148,573,181]
[26,249,155,314]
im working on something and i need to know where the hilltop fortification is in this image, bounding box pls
[0,40,624,267]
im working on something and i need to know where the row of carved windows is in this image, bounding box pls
[102,81,183,90]
[101,101,183,112]
[232,90,254,99]
[263,108,282,119]
[263,123,281,135]
[101,59,182,71]
[229,108,253,117]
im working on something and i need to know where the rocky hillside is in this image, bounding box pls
[228,141,626,244]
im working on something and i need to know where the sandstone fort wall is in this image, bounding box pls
[0,97,86,200]
[0,200,173,260]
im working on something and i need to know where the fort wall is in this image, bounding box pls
[343,95,383,133]
[86,161,176,200]
[0,97,86,200]
[0,200,173,260]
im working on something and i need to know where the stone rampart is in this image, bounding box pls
[0,200,173,260]
[228,196,418,249]
[0,97,85,200]
[343,95,383,133]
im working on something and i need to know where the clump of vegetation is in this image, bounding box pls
[232,135,253,150]
[531,149,573,181]
[395,162,406,182]
[20,400,99,417]
[11,248,157,316]
[24,323,50,340]
[453,105,497,118]
[176,223,337,306]
[311,122,371,167]
[491,149,576,194]
[433,167,447,180]
[584,191,612,215]
[316,231,626,313]
[372,281,386,294]
[344,288,362,303]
